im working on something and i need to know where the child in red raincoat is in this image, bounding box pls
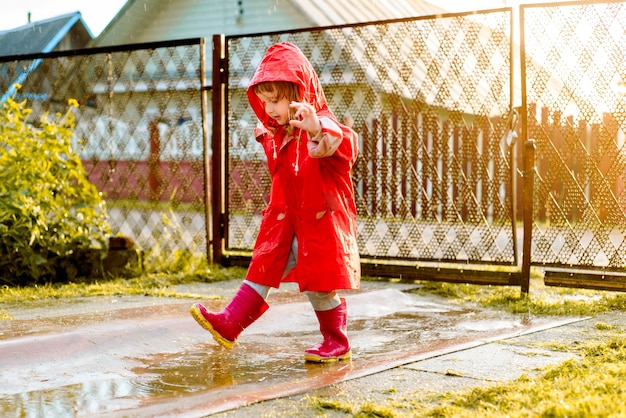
[190,42,360,362]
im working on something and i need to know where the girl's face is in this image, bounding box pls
[257,89,291,126]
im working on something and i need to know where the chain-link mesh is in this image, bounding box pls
[522,1,626,271]
[4,2,624,286]
[0,40,208,269]
[226,10,516,267]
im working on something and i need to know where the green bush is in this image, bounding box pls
[0,88,111,285]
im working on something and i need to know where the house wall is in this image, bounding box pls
[95,0,312,48]
[53,25,93,52]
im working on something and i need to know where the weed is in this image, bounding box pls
[309,397,354,414]
[355,402,397,417]
[0,309,13,320]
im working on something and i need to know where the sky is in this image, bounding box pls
[0,0,128,36]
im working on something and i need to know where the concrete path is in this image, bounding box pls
[0,281,586,417]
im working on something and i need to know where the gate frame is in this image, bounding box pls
[210,13,527,292]
[519,0,626,293]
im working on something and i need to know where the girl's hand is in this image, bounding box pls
[289,101,321,137]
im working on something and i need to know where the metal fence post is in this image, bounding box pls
[211,34,225,264]
[521,139,535,294]
[199,38,213,264]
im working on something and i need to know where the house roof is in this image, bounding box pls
[93,0,446,47]
[0,12,95,102]
[0,12,93,58]
[290,0,446,26]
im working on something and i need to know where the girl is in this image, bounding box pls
[190,42,360,362]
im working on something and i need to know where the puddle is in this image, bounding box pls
[0,288,581,417]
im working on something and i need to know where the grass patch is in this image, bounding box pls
[409,278,626,317]
[309,397,397,417]
[0,264,247,306]
[0,309,14,320]
[310,397,354,414]
[401,329,626,417]
[105,198,204,213]
[351,277,626,417]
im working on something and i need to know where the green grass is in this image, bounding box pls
[404,329,626,417]
[311,330,626,417]
[105,198,205,213]
[411,279,626,316]
[309,278,626,417]
[0,264,247,306]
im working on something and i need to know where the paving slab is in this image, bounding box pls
[404,341,577,382]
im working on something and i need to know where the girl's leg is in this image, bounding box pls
[282,236,298,278]
[190,281,270,349]
[306,290,341,311]
[304,291,351,363]
[189,237,293,349]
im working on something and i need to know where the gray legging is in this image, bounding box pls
[244,237,341,311]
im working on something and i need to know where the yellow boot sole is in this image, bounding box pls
[190,304,235,349]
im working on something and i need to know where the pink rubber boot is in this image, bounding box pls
[304,298,351,363]
[190,283,269,349]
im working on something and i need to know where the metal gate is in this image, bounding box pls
[520,0,626,291]
[212,9,521,287]
[213,1,626,293]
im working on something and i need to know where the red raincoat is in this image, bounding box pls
[244,42,360,292]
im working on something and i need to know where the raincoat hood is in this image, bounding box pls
[247,42,330,130]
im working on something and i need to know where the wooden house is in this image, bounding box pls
[0,12,93,102]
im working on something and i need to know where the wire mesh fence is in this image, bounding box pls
[521,1,626,288]
[0,39,210,271]
[224,10,517,278]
